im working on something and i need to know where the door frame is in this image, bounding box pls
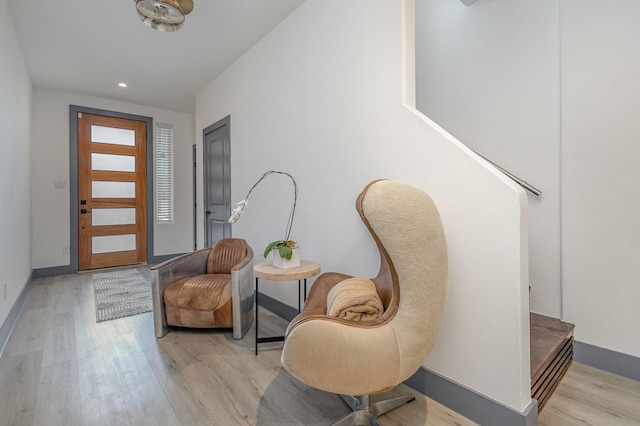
[69,105,155,272]
[192,143,198,251]
[202,115,232,247]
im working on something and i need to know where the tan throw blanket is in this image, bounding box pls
[326,277,384,321]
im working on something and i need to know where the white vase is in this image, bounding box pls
[272,247,301,269]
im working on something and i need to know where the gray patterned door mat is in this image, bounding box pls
[92,269,152,322]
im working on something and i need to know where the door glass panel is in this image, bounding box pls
[92,181,136,198]
[92,234,136,254]
[91,125,135,146]
[92,208,136,226]
[91,153,135,172]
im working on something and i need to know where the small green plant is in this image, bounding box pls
[263,239,297,260]
[228,170,298,259]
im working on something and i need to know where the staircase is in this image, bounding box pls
[530,313,575,409]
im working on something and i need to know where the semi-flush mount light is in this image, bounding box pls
[134,0,194,32]
[118,82,128,88]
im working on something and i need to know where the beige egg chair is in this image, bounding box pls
[281,180,448,425]
[151,238,254,340]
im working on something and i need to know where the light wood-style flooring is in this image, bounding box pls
[0,267,473,425]
[1,266,639,425]
[538,362,640,426]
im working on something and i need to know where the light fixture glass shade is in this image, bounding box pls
[135,0,193,32]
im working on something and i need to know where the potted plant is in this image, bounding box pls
[228,170,300,268]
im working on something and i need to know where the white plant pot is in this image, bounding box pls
[272,247,301,269]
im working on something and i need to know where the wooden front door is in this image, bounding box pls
[77,113,147,270]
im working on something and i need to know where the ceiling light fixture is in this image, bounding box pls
[134,0,194,32]
[118,82,128,88]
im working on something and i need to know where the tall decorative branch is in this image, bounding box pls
[228,170,298,259]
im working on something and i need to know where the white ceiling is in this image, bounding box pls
[7,0,305,113]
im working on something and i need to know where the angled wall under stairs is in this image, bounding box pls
[530,313,575,410]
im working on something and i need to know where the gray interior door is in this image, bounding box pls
[203,116,231,247]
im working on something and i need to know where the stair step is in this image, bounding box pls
[530,313,575,410]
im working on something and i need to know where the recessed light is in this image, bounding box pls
[118,82,128,88]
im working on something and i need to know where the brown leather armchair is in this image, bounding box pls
[281,180,448,425]
[151,238,254,339]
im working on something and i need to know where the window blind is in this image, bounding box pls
[156,123,173,223]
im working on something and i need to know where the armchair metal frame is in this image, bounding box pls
[151,244,254,339]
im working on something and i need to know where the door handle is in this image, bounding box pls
[80,209,92,214]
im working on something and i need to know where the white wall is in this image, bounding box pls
[0,0,32,327]
[415,0,640,360]
[31,89,194,269]
[414,0,562,318]
[197,0,532,413]
[561,0,640,357]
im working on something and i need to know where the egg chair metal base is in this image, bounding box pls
[331,394,416,426]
